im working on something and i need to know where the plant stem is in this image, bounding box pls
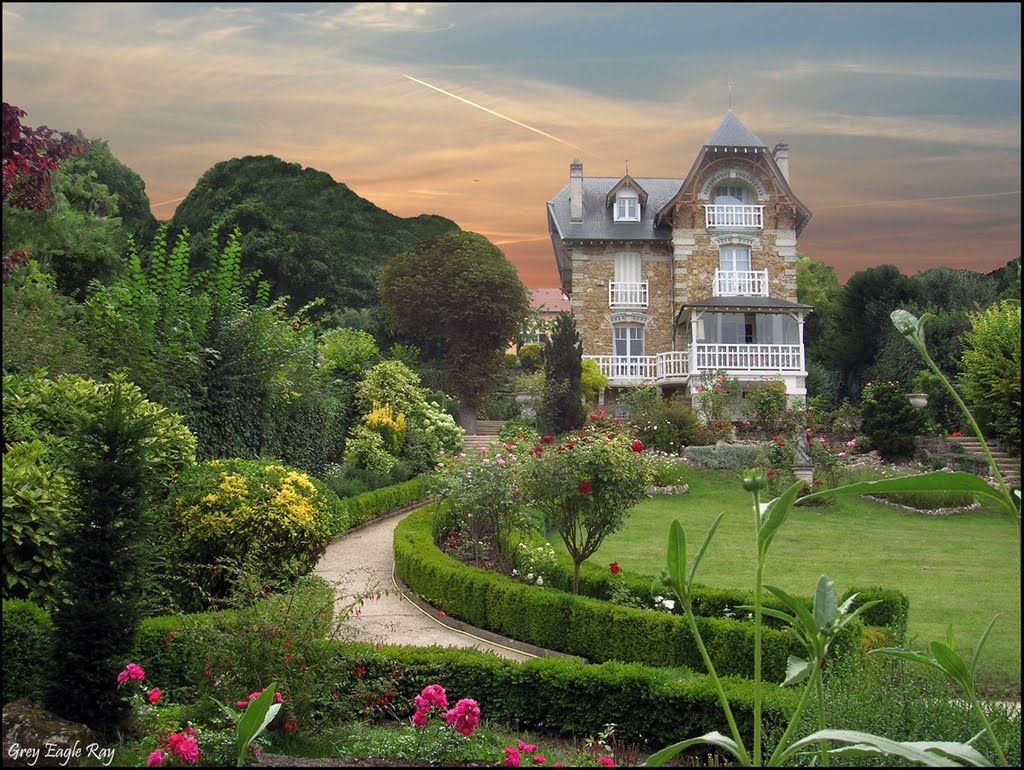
[967,690,1009,767]
[752,487,764,766]
[766,667,819,766]
[815,666,829,767]
[682,607,752,766]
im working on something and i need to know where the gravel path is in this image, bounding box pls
[313,508,534,662]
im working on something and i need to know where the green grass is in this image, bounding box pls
[553,469,1021,693]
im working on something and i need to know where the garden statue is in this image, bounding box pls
[793,430,813,482]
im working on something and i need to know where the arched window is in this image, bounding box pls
[713,184,753,206]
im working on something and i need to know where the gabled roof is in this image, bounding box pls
[705,109,765,148]
[604,174,649,207]
[548,177,681,241]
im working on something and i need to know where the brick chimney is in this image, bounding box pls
[569,159,583,222]
[772,142,790,183]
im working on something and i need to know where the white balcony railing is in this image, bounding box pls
[608,281,649,308]
[695,343,803,372]
[705,204,764,229]
[714,269,769,297]
[585,352,688,385]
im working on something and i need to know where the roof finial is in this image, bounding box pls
[728,81,733,110]
[625,160,629,176]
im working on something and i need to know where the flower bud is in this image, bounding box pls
[741,468,768,492]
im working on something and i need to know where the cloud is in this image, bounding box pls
[309,3,453,33]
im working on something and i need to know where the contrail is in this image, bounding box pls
[403,74,583,151]
[816,190,1020,210]
[152,196,187,208]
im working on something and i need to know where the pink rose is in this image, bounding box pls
[504,747,522,767]
[598,757,615,767]
[147,688,162,704]
[147,749,165,767]
[442,698,480,736]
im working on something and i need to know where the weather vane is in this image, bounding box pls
[728,81,734,110]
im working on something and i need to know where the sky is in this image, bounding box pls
[2,3,1020,287]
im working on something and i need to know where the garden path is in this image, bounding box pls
[313,507,535,663]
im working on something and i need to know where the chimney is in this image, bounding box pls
[569,159,583,222]
[772,142,790,183]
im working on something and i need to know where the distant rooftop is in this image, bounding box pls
[530,288,570,313]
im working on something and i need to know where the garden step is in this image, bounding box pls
[475,420,506,436]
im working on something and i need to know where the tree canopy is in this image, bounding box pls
[377,230,530,430]
[170,155,458,313]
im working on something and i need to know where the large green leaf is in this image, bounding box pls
[799,471,1004,509]
[777,729,993,767]
[687,513,724,592]
[765,584,817,639]
[235,684,282,766]
[759,480,803,557]
[968,615,1000,682]
[784,655,811,686]
[666,520,686,598]
[929,641,970,689]
[642,732,743,767]
[813,575,838,632]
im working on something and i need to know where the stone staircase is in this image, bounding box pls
[462,420,505,453]
[947,435,1021,487]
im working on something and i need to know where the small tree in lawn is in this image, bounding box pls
[378,231,530,434]
[46,383,158,737]
[540,313,585,435]
[522,432,650,593]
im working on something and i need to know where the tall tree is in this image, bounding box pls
[540,312,585,434]
[378,230,530,432]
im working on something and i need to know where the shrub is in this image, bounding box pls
[356,360,427,418]
[364,401,407,454]
[344,425,398,476]
[2,441,67,609]
[333,477,429,532]
[741,380,788,432]
[2,599,54,703]
[580,358,609,400]
[629,397,706,453]
[683,444,762,470]
[165,459,337,608]
[319,326,379,376]
[860,381,926,461]
[415,401,465,459]
[958,300,1021,451]
[694,369,738,424]
[539,313,584,434]
[517,342,542,372]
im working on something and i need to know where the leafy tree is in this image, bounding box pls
[860,380,926,461]
[540,312,585,434]
[319,326,379,377]
[378,230,530,432]
[171,155,458,313]
[796,254,842,367]
[958,300,1021,450]
[46,383,157,736]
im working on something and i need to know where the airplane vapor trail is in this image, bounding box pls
[152,196,187,208]
[403,74,583,151]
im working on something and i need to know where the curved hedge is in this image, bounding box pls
[394,506,864,681]
[331,476,429,534]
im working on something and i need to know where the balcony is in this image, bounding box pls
[694,343,803,372]
[705,204,764,229]
[714,269,769,297]
[585,352,688,386]
[609,281,649,308]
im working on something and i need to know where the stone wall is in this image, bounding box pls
[568,241,675,356]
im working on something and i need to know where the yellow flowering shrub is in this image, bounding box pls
[167,459,339,606]
[364,401,407,454]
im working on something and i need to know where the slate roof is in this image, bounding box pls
[683,296,813,311]
[548,177,682,241]
[704,110,766,148]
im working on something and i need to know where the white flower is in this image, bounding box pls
[536,576,544,586]
[526,573,534,581]
[662,599,676,610]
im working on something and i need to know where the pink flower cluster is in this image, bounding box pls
[235,688,284,709]
[117,663,145,685]
[411,684,448,728]
[147,727,200,766]
[442,698,480,737]
[504,739,606,767]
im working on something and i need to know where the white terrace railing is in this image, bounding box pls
[705,204,764,229]
[694,343,803,372]
[585,352,688,385]
[608,281,649,308]
[714,268,769,297]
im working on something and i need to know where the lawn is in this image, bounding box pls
[552,469,1021,693]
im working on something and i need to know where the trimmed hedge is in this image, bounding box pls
[331,476,430,534]
[2,599,54,703]
[683,444,763,470]
[3,601,799,750]
[393,506,863,681]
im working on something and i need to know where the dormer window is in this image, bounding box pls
[615,189,640,222]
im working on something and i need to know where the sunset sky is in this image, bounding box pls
[3,3,1020,287]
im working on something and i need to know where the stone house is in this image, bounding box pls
[546,109,813,413]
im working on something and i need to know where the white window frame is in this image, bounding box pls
[614,190,640,222]
[613,323,645,357]
[713,184,753,206]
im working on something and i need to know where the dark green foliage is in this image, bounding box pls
[46,384,157,736]
[378,230,530,422]
[624,388,707,452]
[540,313,584,434]
[840,586,910,646]
[860,381,926,461]
[393,506,865,680]
[330,477,429,533]
[171,155,458,313]
[1,599,54,703]
[958,300,1021,451]
[58,138,158,247]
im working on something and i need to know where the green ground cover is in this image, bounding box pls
[550,469,1021,693]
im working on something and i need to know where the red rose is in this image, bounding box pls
[578,481,592,495]
[542,435,555,443]
[609,561,620,574]
[766,469,775,477]
[631,440,644,452]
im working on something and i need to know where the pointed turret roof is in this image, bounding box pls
[705,109,765,148]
